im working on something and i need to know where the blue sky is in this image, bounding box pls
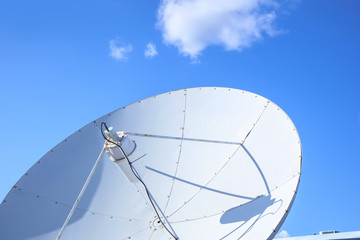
[0,0,359,238]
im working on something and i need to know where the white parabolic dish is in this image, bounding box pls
[0,87,302,240]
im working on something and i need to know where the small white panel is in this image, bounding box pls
[105,89,186,138]
[163,140,240,217]
[243,102,301,191]
[0,186,69,239]
[131,136,184,211]
[184,88,268,142]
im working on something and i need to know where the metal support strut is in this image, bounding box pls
[56,144,107,240]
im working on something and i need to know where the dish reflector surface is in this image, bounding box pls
[0,87,301,240]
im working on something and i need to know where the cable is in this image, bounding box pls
[100,122,178,240]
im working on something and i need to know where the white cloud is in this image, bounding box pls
[109,39,133,60]
[275,230,291,238]
[144,42,158,58]
[157,0,280,58]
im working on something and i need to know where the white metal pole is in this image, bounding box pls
[56,144,107,240]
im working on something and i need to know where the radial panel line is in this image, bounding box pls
[164,91,187,212]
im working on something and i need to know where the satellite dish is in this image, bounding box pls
[0,87,301,240]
